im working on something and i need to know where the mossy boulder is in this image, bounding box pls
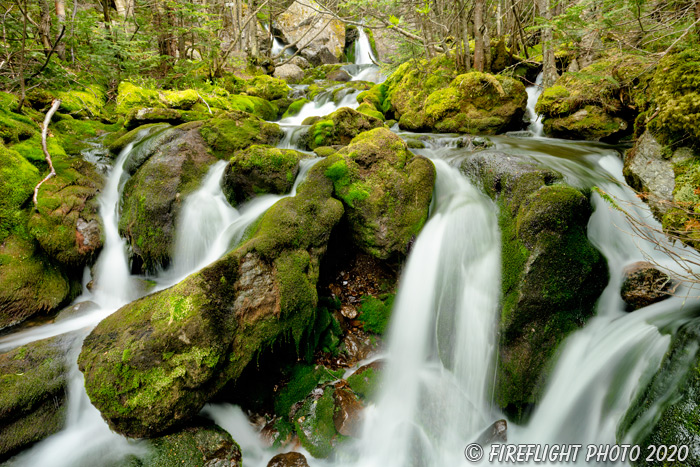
[423,72,527,134]
[292,386,337,458]
[245,75,291,101]
[535,52,655,141]
[0,234,71,330]
[325,128,435,259]
[0,334,76,460]
[463,152,608,418]
[619,321,700,467]
[79,162,344,437]
[0,106,36,145]
[124,108,184,130]
[282,98,310,119]
[119,122,216,273]
[661,155,700,252]
[161,89,200,110]
[199,111,284,159]
[127,421,242,466]
[116,82,163,115]
[222,145,308,205]
[304,107,384,150]
[382,54,457,127]
[28,157,104,268]
[57,85,106,118]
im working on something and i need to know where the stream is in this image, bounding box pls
[2,31,699,467]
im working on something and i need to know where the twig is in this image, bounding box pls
[33,99,61,209]
[27,25,66,82]
[196,91,212,115]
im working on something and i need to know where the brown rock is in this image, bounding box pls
[267,451,309,467]
[621,261,673,311]
[332,387,364,437]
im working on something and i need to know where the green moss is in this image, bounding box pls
[199,111,284,158]
[0,108,37,145]
[245,75,290,101]
[57,85,105,118]
[305,107,384,150]
[274,364,341,417]
[0,143,40,242]
[228,95,278,120]
[358,294,395,334]
[649,49,700,148]
[115,82,162,115]
[293,386,337,458]
[347,365,381,399]
[661,157,700,250]
[356,103,385,121]
[161,89,200,110]
[282,98,311,119]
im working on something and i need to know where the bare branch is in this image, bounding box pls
[33,99,61,209]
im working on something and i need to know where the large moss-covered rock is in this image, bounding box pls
[119,122,216,273]
[199,111,284,159]
[535,52,655,141]
[127,421,242,467]
[304,107,384,150]
[382,54,456,127]
[28,157,104,268]
[324,128,435,259]
[222,145,308,205]
[619,321,700,467]
[245,75,291,101]
[0,334,76,460]
[0,143,39,242]
[116,82,163,115]
[0,103,37,145]
[463,152,608,418]
[0,235,71,330]
[79,162,344,437]
[423,72,527,134]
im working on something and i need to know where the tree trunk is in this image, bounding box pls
[55,0,66,60]
[696,0,700,42]
[39,0,52,55]
[474,0,486,71]
[537,0,558,88]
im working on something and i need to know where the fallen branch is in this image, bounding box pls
[33,98,61,209]
[196,91,212,115]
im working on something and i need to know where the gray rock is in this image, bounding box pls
[326,69,351,82]
[290,56,311,69]
[624,130,694,217]
[274,64,305,84]
[277,1,345,63]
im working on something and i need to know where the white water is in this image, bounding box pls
[1,126,321,466]
[333,159,501,467]
[279,89,362,125]
[525,72,544,136]
[354,28,375,65]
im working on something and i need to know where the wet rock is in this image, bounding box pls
[292,386,338,458]
[340,304,357,319]
[621,262,672,311]
[324,128,435,260]
[290,56,310,69]
[79,163,344,438]
[274,64,305,84]
[463,151,608,418]
[277,1,345,64]
[623,130,693,217]
[134,421,242,466]
[221,145,308,206]
[475,419,508,445]
[421,72,527,134]
[260,418,293,449]
[0,334,76,461]
[535,53,656,141]
[28,157,104,268]
[346,360,384,399]
[341,330,375,363]
[199,110,284,159]
[326,69,351,82]
[125,108,183,130]
[332,386,363,437]
[619,321,700,467]
[245,75,291,101]
[267,452,309,467]
[118,122,216,273]
[304,107,384,150]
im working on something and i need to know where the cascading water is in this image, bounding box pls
[525,73,544,136]
[332,158,501,467]
[354,28,376,65]
[0,124,320,466]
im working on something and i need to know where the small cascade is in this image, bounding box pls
[525,72,544,136]
[279,87,362,125]
[354,28,376,65]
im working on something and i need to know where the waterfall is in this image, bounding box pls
[354,28,376,65]
[335,159,501,467]
[525,72,544,136]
